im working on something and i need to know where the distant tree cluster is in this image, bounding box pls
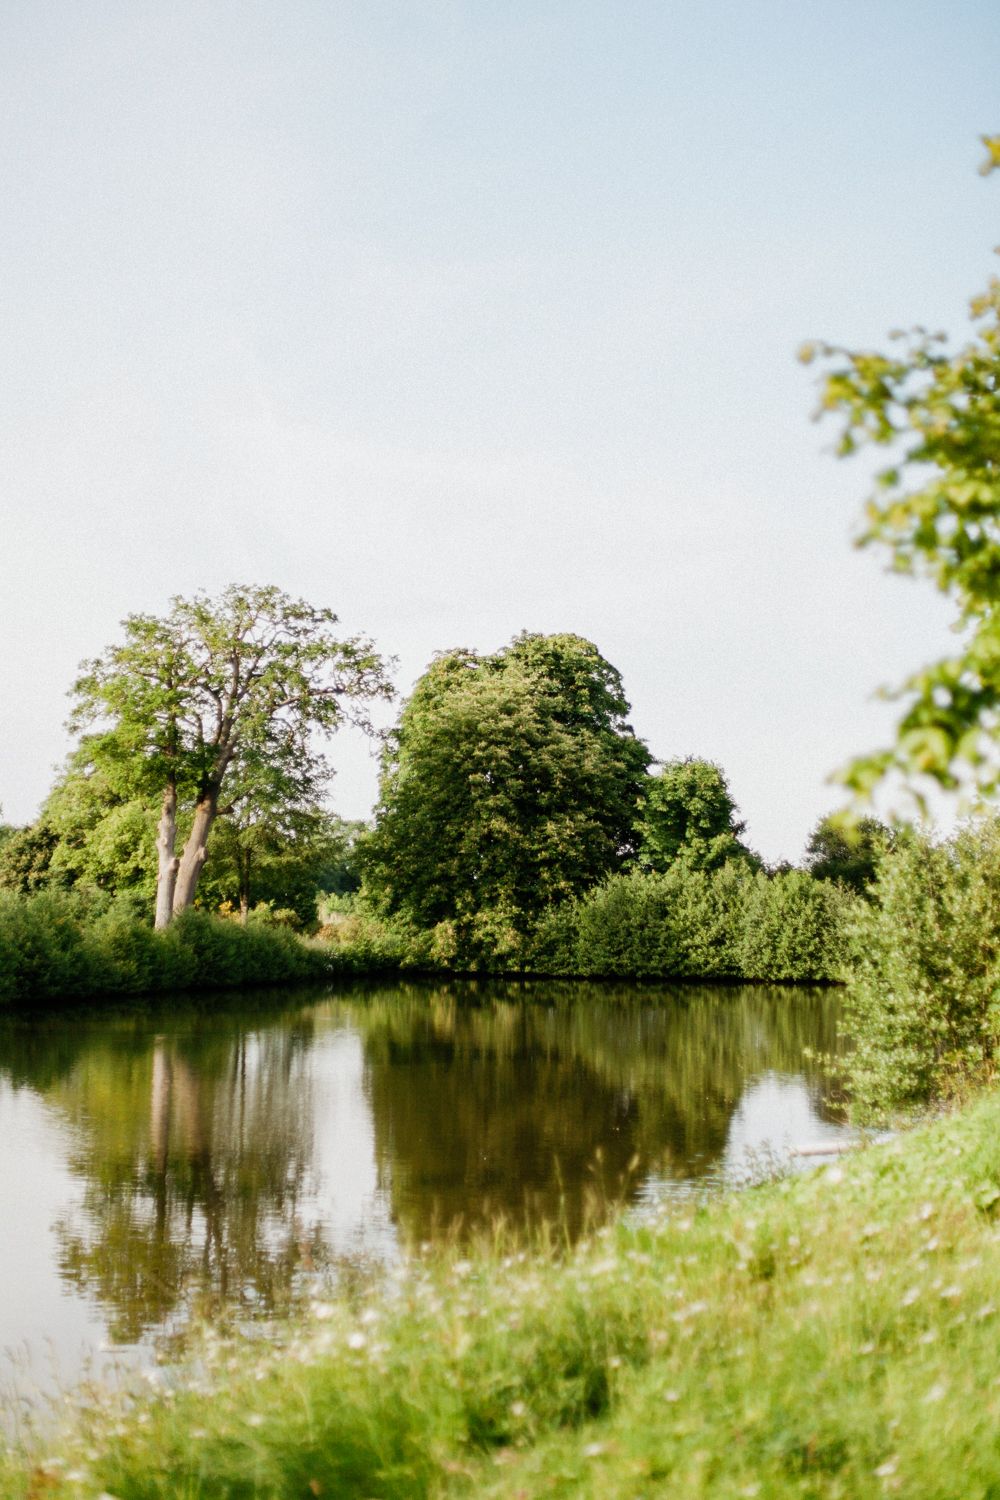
[2,593,881,948]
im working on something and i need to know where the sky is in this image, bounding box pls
[2,0,999,863]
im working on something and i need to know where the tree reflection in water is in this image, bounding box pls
[0,982,841,1344]
[19,1011,324,1344]
[355,981,842,1242]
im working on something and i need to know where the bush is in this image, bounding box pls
[841,819,1000,1116]
[528,864,847,982]
[738,869,849,981]
[0,891,333,1007]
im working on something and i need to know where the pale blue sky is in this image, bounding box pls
[2,1,999,860]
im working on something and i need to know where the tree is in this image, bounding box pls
[361,633,651,953]
[34,744,160,900]
[637,757,756,873]
[197,743,338,926]
[803,814,890,894]
[70,586,392,927]
[801,141,1000,809]
[315,818,368,897]
[0,821,65,895]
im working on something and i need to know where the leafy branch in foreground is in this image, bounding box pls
[802,151,1000,810]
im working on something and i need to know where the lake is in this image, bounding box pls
[0,978,845,1388]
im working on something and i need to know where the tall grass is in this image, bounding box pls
[8,1091,1000,1497]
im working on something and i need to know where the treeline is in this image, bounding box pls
[1,602,871,1002]
[0,590,920,1054]
[0,861,848,1009]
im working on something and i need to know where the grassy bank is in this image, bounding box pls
[8,1093,1000,1498]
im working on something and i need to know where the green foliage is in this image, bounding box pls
[638,757,756,872]
[0,890,333,1007]
[7,721,360,930]
[361,633,651,958]
[841,818,1000,1116]
[197,751,345,928]
[804,814,891,894]
[70,583,392,917]
[530,865,848,981]
[738,869,848,981]
[0,820,65,893]
[21,1094,1000,1500]
[315,817,368,895]
[802,198,1000,804]
[72,585,390,795]
[40,746,160,897]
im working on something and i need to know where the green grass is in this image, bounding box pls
[9,1095,1000,1499]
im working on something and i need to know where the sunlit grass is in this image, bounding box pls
[7,1094,1000,1497]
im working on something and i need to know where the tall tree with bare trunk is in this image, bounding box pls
[70,585,393,927]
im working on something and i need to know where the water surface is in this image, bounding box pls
[0,979,844,1384]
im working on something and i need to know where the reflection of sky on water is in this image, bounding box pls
[635,1072,849,1208]
[722,1072,848,1181]
[305,1024,396,1264]
[0,1082,105,1390]
[0,1019,398,1399]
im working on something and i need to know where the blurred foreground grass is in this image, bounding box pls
[7,1096,1000,1499]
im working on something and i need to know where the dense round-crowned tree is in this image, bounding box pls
[637,757,756,873]
[360,633,651,949]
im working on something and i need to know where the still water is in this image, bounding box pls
[0,979,844,1384]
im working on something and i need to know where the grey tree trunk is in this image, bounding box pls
[154,783,180,930]
[172,792,218,915]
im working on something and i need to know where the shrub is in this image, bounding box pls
[738,869,848,981]
[841,820,1000,1115]
[528,864,846,982]
[0,889,103,1002]
[0,891,332,1007]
